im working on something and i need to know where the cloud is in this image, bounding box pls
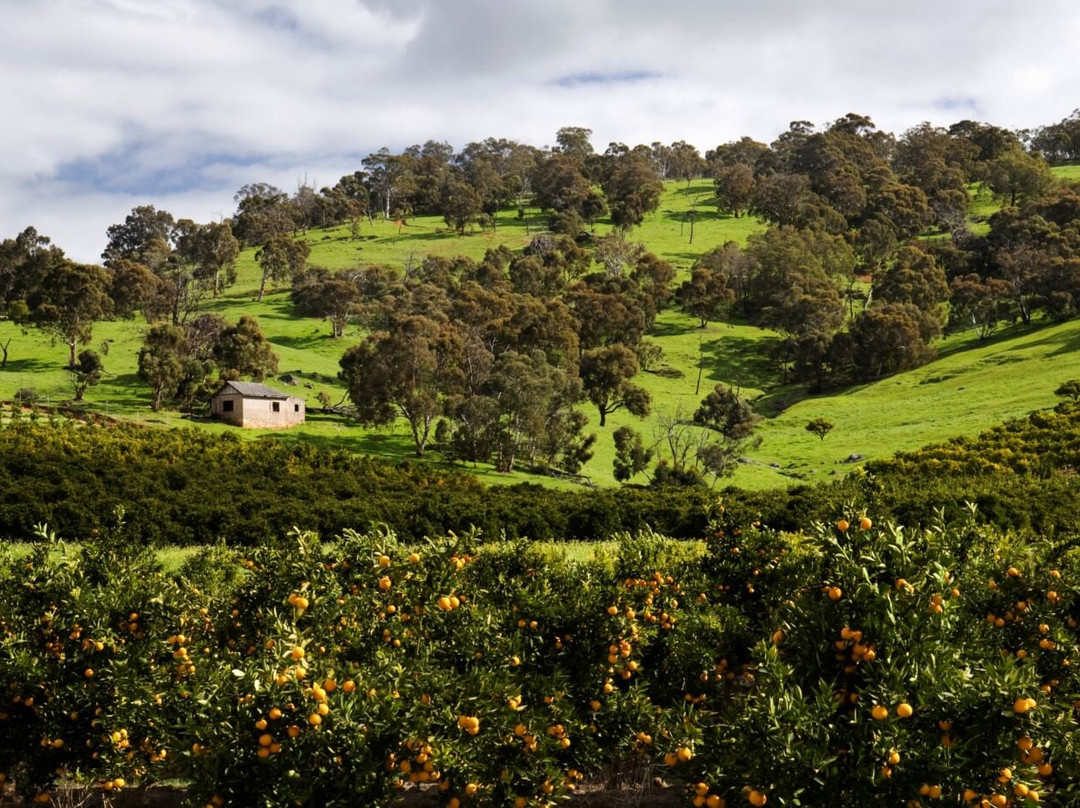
[3,0,1080,261]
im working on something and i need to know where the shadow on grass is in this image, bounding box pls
[935,317,1080,362]
[1,358,53,373]
[261,420,419,460]
[754,380,872,418]
[95,372,152,409]
[700,334,782,391]
[272,333,335,351]
[1007,320,1080,357]
[649,319,700,338]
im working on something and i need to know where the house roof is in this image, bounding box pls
[215,380,291,400]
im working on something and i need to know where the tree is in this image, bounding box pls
[694,384,759,440]
[593,231,646,276]
[714,163,756,218]
[578,344,650,427]
[439,177,483,235]
[107,259,165,320]
[805,417,834,441]
[665,140,704,186]
[478,349,587,473]
[291,269,362,338]
[985,147,1055,207]
[254,236,310,302]
[850,302,935,379]
[750,173,813,227]
[873,245,950,336]
[601,152,664,229]
[0,227,65,366]
[213,315,279,382]
[339,316,462,456]
[102,205,175,268]
[530,155,592,214]
[1054,379,1080,402]
[174,220,240,298]
[742,225,851,334]
[27,261,113,368]
[612,425,653,482]
[137,323,189,411]
[231,183,293,246]
[948,273,1013,339]
[567,286,647,351]
[678,250,737,327]
[554,126,595,168]
[69,349,104,401]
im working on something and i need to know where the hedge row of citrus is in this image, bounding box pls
[2,508,1079,805]
[2,403,1080,547]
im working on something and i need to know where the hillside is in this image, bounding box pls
[2,169,1079,490]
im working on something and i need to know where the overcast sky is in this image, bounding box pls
[3,0,1079,262]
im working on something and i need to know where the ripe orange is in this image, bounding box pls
[1013,697,1034,714]
[837,519,850,532]
[859,516,872,530]
[897,702,913,719]
[872,704,888,721]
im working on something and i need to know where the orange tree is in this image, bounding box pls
[684,511,1080,807]
[3,507,1080,806]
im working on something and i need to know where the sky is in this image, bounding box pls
[3,0,1080,262]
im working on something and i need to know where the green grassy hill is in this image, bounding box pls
[4,170,1079,490]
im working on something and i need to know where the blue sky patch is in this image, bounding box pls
[51,142,273,197]
[252,4,302,32]
[553,70,663,88]
[932,96,980,114]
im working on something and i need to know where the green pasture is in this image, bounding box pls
[0,539,704,572]
[234,177,766,280]
[2,172,1079,492]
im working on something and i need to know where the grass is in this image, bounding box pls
[0,539,702,571]
[1051,163,1080,181]
[2,170,1078,493]
[2,541,201,573]
[278,178,764,278]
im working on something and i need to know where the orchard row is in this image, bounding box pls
[1,507,1079,806]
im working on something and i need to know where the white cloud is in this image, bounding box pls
[2,0,1080,261]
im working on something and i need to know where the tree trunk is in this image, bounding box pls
[258,272,268,303]
[68,339,77,370]
[0,338,10,369]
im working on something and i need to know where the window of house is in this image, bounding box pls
[272,402,281,413]
[294,404,300,412]
[222,400,234,412]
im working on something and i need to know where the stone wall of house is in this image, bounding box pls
[211,394,306,429]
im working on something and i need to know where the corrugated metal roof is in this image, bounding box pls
[216,380,291,399]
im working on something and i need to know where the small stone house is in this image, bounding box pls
[210,380,306,429]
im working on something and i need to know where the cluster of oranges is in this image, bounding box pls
[456,715,481,736]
